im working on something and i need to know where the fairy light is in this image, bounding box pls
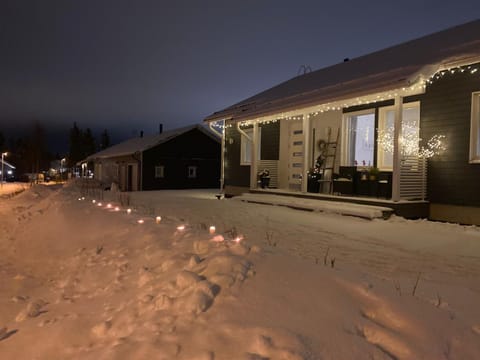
[378,128,446,158]
[233,236,243,243]
[155,216,162,224]
[418,134,447,158]
[211,235,224,242]
[127,208,132,214]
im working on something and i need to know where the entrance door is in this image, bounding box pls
[288,120,304,191]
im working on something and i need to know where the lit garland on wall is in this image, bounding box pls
[377,126,447,158]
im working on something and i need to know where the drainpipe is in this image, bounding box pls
[302,114,311,193]
[392,95,403,202]
[236,122,257,189]
[209,121,225,193]
[250,122,259,190]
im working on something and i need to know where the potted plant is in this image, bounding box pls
[258,169,270,188]
[368,167,380,181]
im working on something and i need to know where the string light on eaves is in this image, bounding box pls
[425,64,479,85]
[228,63,479,127]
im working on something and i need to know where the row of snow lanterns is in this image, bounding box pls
[81,197,236,240]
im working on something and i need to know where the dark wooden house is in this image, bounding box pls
[85,124,221,191]
[204,20,480,224]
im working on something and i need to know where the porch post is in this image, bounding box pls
[302,113,311,193]
[392,95,403,201]
[250,121,259,190]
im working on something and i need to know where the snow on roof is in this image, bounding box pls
[85,124,219,161]
[205,19,480,122]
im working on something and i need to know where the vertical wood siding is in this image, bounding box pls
[142,128,221,190]
[421,63,480,206]
[224,121,280,188]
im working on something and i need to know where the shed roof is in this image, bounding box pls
[204,19,480,123]
[85,124,219,161]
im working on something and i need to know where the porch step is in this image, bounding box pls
[235,193,394,220]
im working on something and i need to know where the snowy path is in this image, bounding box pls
[0,184,479,359]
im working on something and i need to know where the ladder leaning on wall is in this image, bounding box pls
[317,127,339,194]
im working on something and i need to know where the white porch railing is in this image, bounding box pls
[399,156,427,200]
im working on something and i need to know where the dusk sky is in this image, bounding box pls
[1,0,478,153]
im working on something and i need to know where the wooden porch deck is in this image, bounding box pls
[249,188,429,219]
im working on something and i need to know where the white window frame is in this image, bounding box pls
[154,165,165,178]
[470,92,480,163]
[341,109,376,168]
[378,101,420,170]
[187,165,197,178]
[240,127,261,165]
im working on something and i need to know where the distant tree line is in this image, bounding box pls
[0,122,50,177]
[0,122,111,177]
[68,122,111,167]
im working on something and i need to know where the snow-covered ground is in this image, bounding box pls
[0,182,28,197]
[0,182,479,359]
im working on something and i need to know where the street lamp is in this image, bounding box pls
[1,152,7,188]
[60,158,66,182]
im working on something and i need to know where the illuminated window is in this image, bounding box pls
[240,127,261,165]
[187,166,197,178]
[378,102,420,170]
[342,110,375,167]
[470,92,480,163]
[155,166,164,178]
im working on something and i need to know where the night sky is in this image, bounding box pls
[1,0,478,153]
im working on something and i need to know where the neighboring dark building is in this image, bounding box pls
[84,124,221,191]
[204,20,480,225]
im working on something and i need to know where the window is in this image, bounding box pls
[155,165,164,178]
[470,92,480,163]
[342,110,375,167]
[187,166,197,178]
[240,127,261,165]
[378,102,420,170]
